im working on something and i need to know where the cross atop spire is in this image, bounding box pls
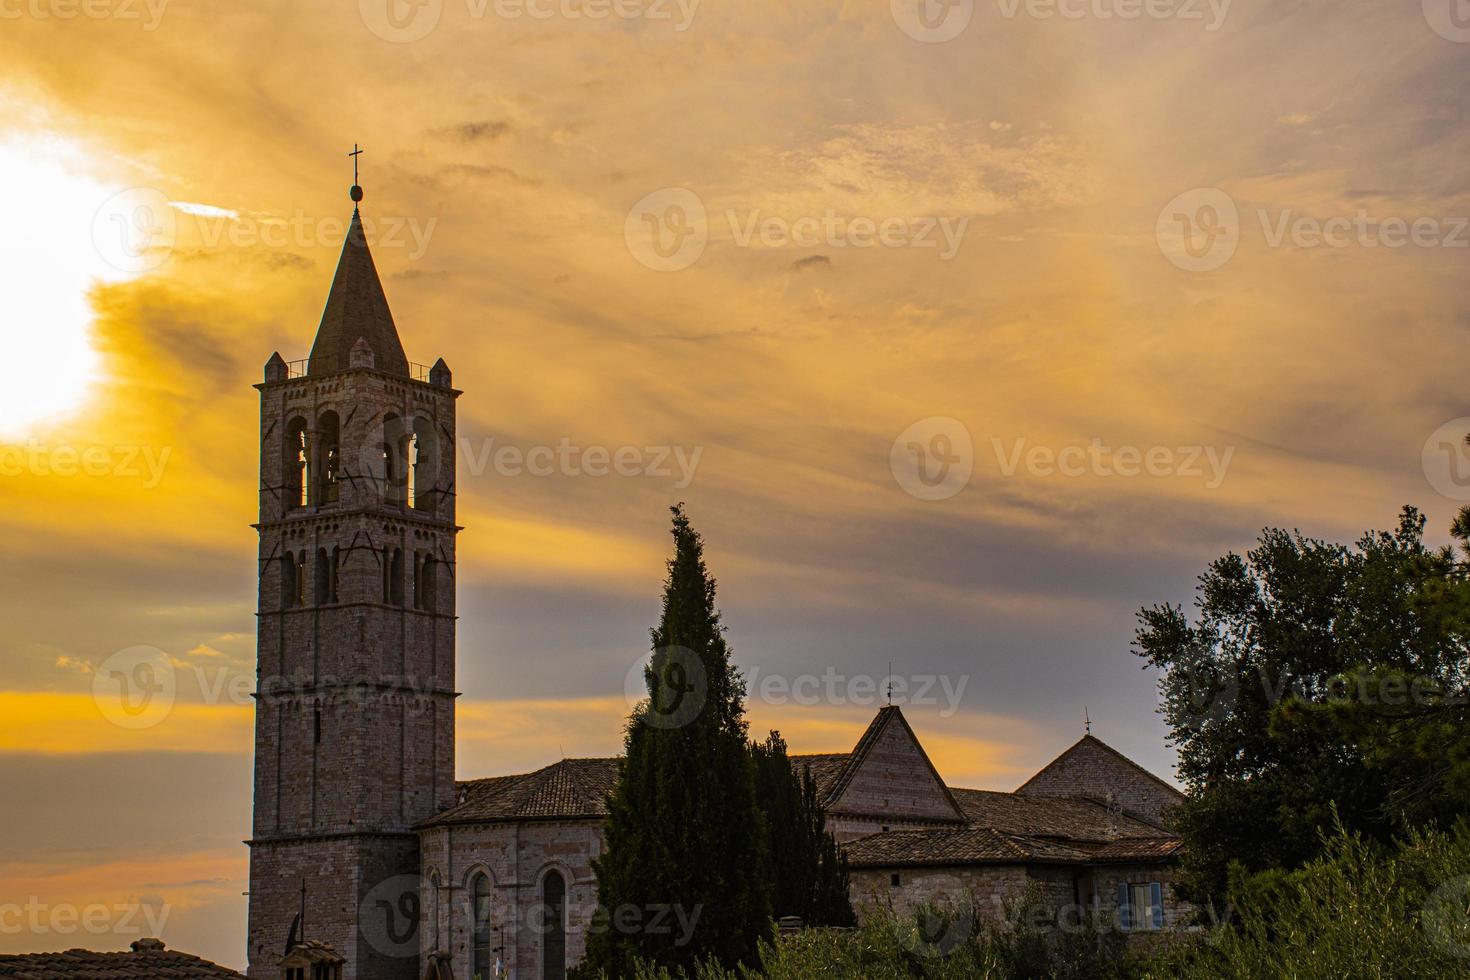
[348,143,364,212]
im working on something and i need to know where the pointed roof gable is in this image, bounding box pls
[308,209,409,377]
[1015,734,1185,826]
[821,705,967,824]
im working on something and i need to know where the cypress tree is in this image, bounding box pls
[586,506,772,977]
[751,731,855,928]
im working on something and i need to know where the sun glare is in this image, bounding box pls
[0,134,113,440]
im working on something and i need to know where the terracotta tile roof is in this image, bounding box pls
[951,788,1167,841]
[791,752,850,801]
[1085,837,1185,862]
[843,828,1092,868]
[0,941,245,978]
[424,758,621,826]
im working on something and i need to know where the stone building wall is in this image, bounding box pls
[419,820,603,979]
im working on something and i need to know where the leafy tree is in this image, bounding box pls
[586,506,772,976]
[750,731,855,927]
[1136,505,1470,909]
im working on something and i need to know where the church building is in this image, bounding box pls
[234,188,1190,980]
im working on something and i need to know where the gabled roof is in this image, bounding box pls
[820,705,967,823]
[0,941,245,978]
[843,827,1092,868]
[308,208,409,377]
[950,787,1166,841]
[1015,734,1186,802]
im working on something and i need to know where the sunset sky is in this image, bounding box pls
[2,0,1469,967]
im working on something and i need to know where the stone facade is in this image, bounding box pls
[247,208,460,980]
[1015,735,1183,826]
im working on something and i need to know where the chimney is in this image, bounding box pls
[131,938,166,953]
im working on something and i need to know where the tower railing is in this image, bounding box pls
[285,355,433,382]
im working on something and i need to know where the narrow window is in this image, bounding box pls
[542,871,566,980]
[890,873,901,887]
[472,874,492,980]
[281,552,296,610]
[295,552,307,607]
[315,548,331,605]
[411,417,435,514]
[313,706,321,744]
[390,548,404,606]
[331,547,340,603]
[318,411,340,505]
[382,414,406,507]
[285,418,309,510]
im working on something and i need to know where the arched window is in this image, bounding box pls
[411,417,435,514]
[382,414,407,507]
[285,418,309,510]
[318,411,341,505]
[281,552,297,610]
[383,547,404,606]
[413,552,436,611]
[542,871,566,980]
[472,873,492,980]
[315,548,331,605]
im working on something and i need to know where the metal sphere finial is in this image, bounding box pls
[350,184,364,203]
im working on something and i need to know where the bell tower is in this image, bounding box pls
[246,178,458,980]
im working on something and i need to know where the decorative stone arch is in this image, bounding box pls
[423,867,445,953]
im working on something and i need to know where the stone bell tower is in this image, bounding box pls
[246,181,457,980]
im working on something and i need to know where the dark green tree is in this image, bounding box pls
[750,731,855,927]
[1136,505,1470,911]
[586,506,772,977]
